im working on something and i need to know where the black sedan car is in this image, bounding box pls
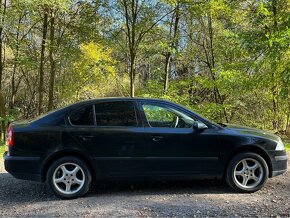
[4,98,288,199]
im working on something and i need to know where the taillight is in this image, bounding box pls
[6,125,14,147]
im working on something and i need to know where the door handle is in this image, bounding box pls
[152,136,163,142]
[78,135,94,141]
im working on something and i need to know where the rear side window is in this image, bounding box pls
[70,105,94,126]
[95,101,137,127]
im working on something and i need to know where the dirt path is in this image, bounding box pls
[0,155,289,217]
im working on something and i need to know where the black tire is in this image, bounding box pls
[226,152,269,193]
[46,156,92,199]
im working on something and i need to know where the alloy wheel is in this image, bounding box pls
[52,163,85,195]
[233,158,264,189]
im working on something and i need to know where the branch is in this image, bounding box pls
[20,19,41,41]
[136,7,176,46]
[123,0,132,49]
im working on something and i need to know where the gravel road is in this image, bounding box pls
[0,155,289,217]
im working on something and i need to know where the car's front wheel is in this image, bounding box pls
[226,152,269,193]
[47,156,92,199]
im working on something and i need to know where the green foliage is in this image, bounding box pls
[75,42,116,78]
[285,143,290,152]
[0,145,5,157]
[59,41,118,102]
[143,104,175,123]
[0,108,20,123]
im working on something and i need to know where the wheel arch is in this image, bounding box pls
[41,150,96,182]
[224,145,273,178]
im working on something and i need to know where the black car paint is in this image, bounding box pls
[4,98,288,182]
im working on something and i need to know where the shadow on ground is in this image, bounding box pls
[0,172,235,203]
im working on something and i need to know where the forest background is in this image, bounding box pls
[0,0,290,144]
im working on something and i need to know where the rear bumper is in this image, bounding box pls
[269,150,288,178]
[4,152,42,182]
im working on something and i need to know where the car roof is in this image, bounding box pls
[80,97,167,102]
[69,97,173,106]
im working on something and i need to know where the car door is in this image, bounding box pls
[138,101,219,177]
[67,100,147,177]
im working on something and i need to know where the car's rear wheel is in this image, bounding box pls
[226,152,269,193]
[47,156,92,199]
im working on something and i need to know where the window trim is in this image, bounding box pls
[92,104,97,126]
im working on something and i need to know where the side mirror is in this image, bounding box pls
[193,121,208,132]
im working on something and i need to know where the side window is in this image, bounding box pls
[95,101,137,127]
[142,103,195,128]
[70,105,94,126]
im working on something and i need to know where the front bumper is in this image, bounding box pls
[4,152,42,182]
[268,150,288,178]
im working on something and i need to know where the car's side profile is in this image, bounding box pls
[4,98,288,199]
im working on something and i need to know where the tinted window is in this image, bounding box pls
[70,105,94,125]
[95,101,137,127]
[142,103,195,128]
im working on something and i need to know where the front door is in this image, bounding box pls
[139,101,219,177]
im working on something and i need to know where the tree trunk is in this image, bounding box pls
[206,14,229,123]
[164,2,180,92]
[0,0,7,91]
[271,0,279,130]
[48,8,56,111]
[0,0,7,141]
[130,0,136,98]
[286,110,290,136]
[130,52,136,97]
[10,14,23,109]
[0,91,5,141]
[0,32,2,92]
[164,52,171,92]
[123,0,137,98]
[38,7,49,115]
[11,45,18,109]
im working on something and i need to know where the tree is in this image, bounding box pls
[117,0,173,97]
[0,0,7,91]
[38,5,48,115]
[47,7,56,111]
[163,0,181,92]
[0,0,7,140]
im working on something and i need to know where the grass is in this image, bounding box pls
[0,145,5,157]
[285,143,290,152]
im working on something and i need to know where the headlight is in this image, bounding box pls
[275,138,285,151]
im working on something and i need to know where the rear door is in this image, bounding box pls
[67,100,147,177]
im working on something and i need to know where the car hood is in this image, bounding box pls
[223,123,280,142]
